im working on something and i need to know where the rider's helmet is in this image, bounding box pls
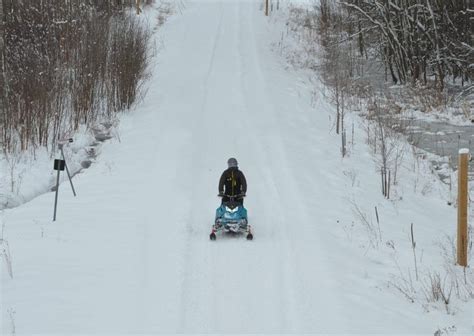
[227,157,238,168]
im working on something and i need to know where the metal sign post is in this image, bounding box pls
[52,137,75,221]
[53,159,66,221]
[58,139,77,197]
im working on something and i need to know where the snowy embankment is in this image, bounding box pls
[1,0,472,334]
[0,124,116,209]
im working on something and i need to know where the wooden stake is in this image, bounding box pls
[411,223,418,281]
[381,168,385,196]
[136,0,142,15]
[352,122,354,147]
[387,170,391,199]
[457,149,469,267]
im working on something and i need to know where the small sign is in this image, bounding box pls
[54,159,65,171]
[58,138,73,145]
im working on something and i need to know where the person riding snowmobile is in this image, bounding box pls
[218,158,247,205]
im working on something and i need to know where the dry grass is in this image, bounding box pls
[1,1,152,155]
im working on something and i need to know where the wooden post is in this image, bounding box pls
[457,148,469,267]
[136,0,141,15]
[265,0,269,16]
[387,170,391,199]
[352,122,354,147]
[381,168,385,196]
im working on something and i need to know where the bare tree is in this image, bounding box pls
[317,1,352,137]
[341,0,472,90]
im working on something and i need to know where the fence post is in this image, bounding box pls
[136,0,141,15]
[457,148,469,267]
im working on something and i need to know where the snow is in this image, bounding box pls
[1,1,472,334]
[0,125,97,209]
[459,148,470,155]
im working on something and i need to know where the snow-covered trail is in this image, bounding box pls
[158,1,347,332]
[2,1,459,334]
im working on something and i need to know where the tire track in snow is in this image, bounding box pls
[238,6,349,332]
[130,4,209,328]
[201,2,295,332]
[177,1,225,332]
[235,3,302,331]
[171,0,346,332]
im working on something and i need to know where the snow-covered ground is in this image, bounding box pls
[1,1,472,334]
[0,126,97,209]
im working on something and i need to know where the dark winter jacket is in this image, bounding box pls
[218,167,247,196]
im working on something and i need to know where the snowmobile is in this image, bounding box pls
[210,194,253,240]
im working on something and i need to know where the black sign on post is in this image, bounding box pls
[54,159,65,171]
